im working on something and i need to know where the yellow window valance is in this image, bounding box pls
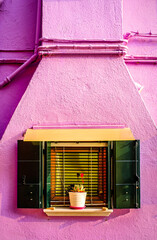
[24,128,135,141]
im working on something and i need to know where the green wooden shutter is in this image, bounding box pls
[45,141,51,208]
[17,140,43,208]
[107,141,112,209]
[113,140,140,208]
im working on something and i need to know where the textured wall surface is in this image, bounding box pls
[43,0,122,39]
[0,0,157,240]
[1,56,156,140]
[123,0,157,34]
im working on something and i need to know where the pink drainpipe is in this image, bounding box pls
[0,59,26,64]
[124,55,157,64]
[123,31,157,64]
[38,40,128,56]
[0,0,42,89]
[124,31,157,39]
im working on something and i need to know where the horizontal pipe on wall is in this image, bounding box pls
[125,60,157,64]
[0,59,27,64]
[124,55,157,64]
[38,44,127,50]
[40,38,128,45]
[38,41,128,56]
[39,50,126,56]
[124,31,157,40]
[42,44,127,48]
[0,49,34,52]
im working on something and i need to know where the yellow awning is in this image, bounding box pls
[24,128,135,141]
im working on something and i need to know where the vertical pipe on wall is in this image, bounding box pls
[34,0,42,54]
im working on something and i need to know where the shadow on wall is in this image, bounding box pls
[0,62,39,139]
[9,209,130,224]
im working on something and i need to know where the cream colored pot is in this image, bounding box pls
[69,192,87,209]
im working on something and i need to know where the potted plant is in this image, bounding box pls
[69,184,87,209]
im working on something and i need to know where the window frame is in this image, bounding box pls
[47,142,108,207]
[17,139,140,214]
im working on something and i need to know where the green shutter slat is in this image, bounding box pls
[113,140,140,209]
[45,142,51,208]
[17,140,43,208]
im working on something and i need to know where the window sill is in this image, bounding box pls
[43,207,113,216]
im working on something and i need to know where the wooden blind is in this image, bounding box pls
[49,146,107,207]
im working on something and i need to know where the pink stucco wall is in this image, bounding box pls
[0,0,157,240]
[43,0,122,39]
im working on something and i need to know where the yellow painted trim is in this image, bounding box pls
[43,207,113,216]
[24,128,135,141]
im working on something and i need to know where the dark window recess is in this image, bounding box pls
[17,140,140,209]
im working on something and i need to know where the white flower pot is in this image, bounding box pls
[69,192,87,209]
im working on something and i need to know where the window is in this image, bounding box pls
[48,142,107,207]
[17,139,140,213]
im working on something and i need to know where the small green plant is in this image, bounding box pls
[66,184,74,195]
[71,184,86,192]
